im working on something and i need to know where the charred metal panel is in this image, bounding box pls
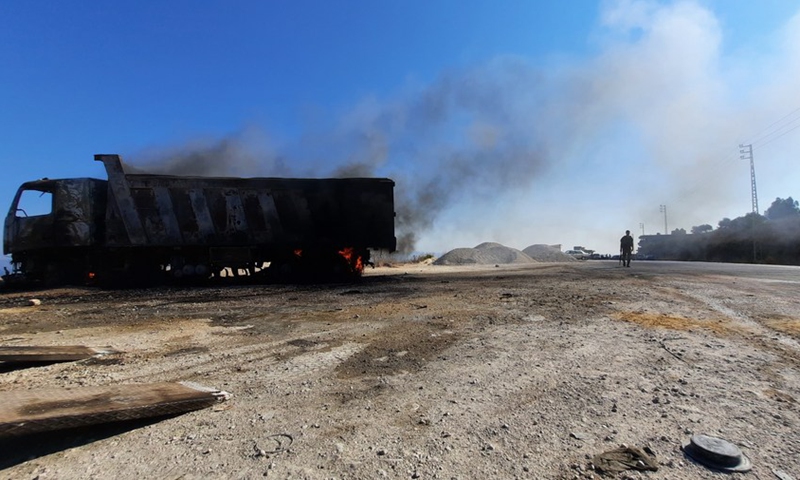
[257,191,284,239]
[96,154,147,245]
[273,190,315,243]
[130,188,168,244]
[242,191,267,243]
[2,207,11,255]
[153,187,183,243]
[205,188,228,242]
[169,189,201,243]
[224,190,249,242]
[188,189,216,241]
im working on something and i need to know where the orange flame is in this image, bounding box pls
[294,249,303,257]
[338,247,364,274]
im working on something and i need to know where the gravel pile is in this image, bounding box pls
[434,242,536,265]
[522,244,579,262]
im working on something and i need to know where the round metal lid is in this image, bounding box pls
[682,434,752,472]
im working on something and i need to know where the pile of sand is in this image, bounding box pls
[433,242,578,265]
[434,242,536,265]
[522,244,578,262]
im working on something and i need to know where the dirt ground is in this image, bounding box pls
[0,261,798,480]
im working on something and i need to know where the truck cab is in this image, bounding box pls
[4,178,107,280]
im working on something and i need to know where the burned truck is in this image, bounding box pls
[3,154,396,286]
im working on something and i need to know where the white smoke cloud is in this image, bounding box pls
[131,0,800,255]
[407,0,800,254]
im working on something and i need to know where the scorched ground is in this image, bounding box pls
[0,260,798,479]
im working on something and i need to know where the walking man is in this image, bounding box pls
[620,230,634,267]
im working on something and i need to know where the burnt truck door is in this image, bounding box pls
[4,181,57,254]
[3,179,107,256]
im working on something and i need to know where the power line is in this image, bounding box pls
[745,106,800,146]
[711,106,800,171]
[754,122,800,149]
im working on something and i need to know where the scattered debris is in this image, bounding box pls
[570,431,589,441]
[682,434,751,472]
[592,446,659,474]
[0,345,118,364]
[773,469,795,480]
[0,381,231,437]
[255,433,293,455]
[659,340,687,363]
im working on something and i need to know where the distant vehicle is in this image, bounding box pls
[565,249,588,260]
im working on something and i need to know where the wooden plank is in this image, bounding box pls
[0,382,230,437]
[0,346,117,363]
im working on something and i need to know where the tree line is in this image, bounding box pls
[637,197,800,264]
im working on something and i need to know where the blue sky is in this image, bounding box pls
[2,0,800,263]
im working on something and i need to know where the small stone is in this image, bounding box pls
[28,298,42,306]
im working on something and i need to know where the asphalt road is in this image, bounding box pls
[586,259,800,282]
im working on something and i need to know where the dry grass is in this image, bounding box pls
[761,315,800,337]
[763,387,797,403]
[611,311,748,335]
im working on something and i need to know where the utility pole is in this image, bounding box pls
[639,223,645,236]
[659,205,668,234]
[739,143,759,262]
[739,144,759,214]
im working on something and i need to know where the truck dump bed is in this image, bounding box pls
[98,154,396,252]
